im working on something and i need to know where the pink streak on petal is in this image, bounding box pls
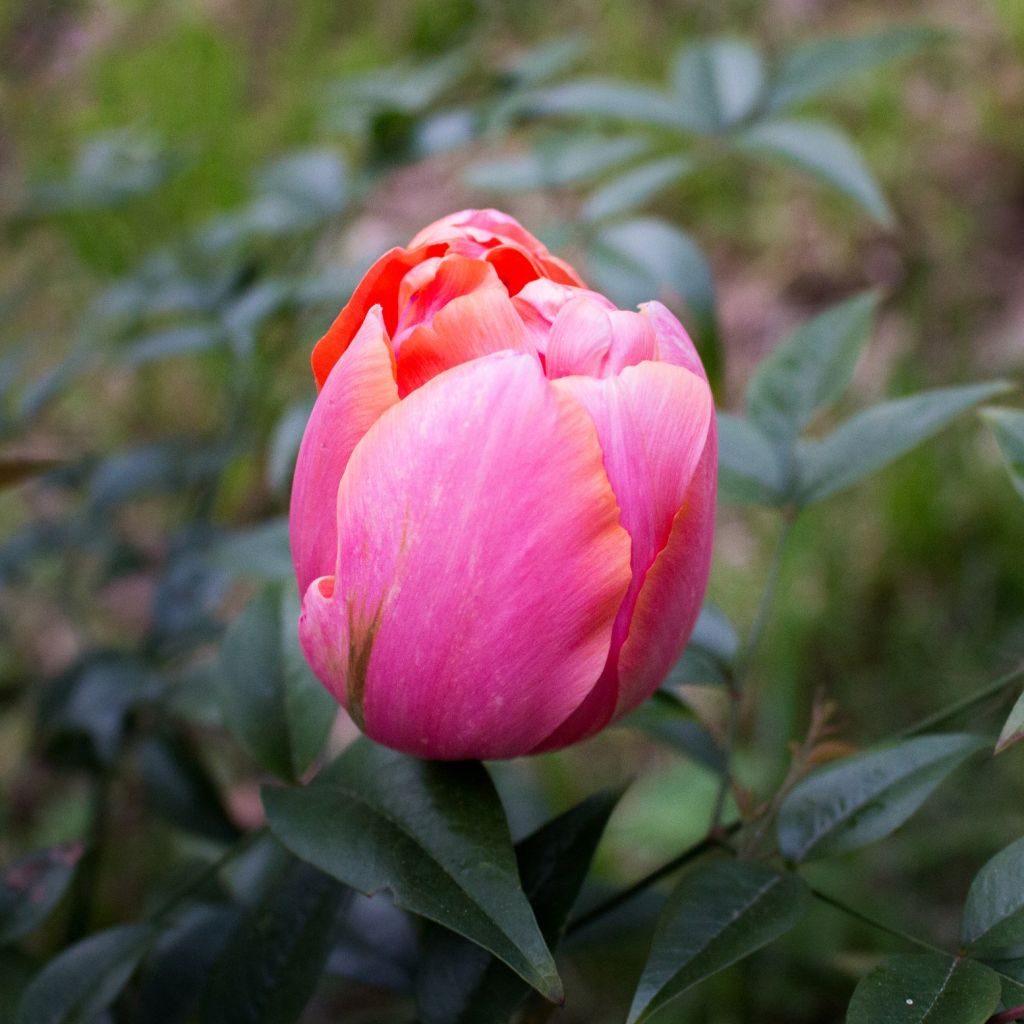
[615,420,716,718]
[290,307,399,596]
[640,300,706,381]
[395,277,534,396]
[534,362,713,748]
[304,351,631,760]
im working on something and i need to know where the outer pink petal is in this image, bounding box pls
[395,278,533,396]
[299,351,632,760]
[290,307,399,596]
[535,362,713,748]
[640,300,707,381]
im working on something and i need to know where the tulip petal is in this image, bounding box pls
[545,299,657,379]
[311,244,444,389]
[290,307,399,596]
[396,275,534,396]
[301,351,632,760]
[536,363,714,747]
[640,300,707,381]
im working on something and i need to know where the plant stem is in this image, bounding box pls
[808,884,948,957]
[148,825,268,924]
[566,825,738,936]
[892,662,1024,741]
[709,515,795,834]
[65,769,112,943]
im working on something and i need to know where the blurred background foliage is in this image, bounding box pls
[1,0,1023,1021]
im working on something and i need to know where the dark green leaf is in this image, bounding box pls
[716,412,788,506]
[528,80,687,129]
[767,27,942,112]
[625,695,726,773]
[15,923,156,1024]
[137,735,239,843]
[135,904,240,1024]
[266,401,313,495]
[995,689,1024,756]
[581,156,694,222]
[262,740,562,1002]
[123,324,224,368]
[254,150,348,220]
[777,733,985,863]
[795,381,1012,504]
[0,845,83,945]
[981,407,1024,501]
[737,119,892,225]
[588,217,714,325]
[213,520,292,582]
[0,950,36,1024]
[963,837,1024,950]
[847,953,1001,1024]
[329,894,418,993]
[746,292,879,442]
[627,860,810,1023]
[505,34,585,86]
[672,39,765,134]
[200,858,346,1024]
[466,135,647,193]
[416,789,622,1024]
[218,585,337,782]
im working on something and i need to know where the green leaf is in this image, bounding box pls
[0,950,36,1024]
[254,150,348,220]
[0,845,83,945]
[846,954,1001,1024]
[527,80,687,129]
[795,381,1012,504]
[123,323,224,368]
[588,217,715,326]
[737,119,893,225]
[777,733,985,863]
[136,735,239,843]
[466,135,647,193]
[963,837,1024,950]
[746,292,879,443]
[217,584,337,782]
[627,860,810,1023]
[213,520,292,582]
[672,39,765,134]
[262,740,562,1002]
[625,694,726,774]
[416,789,623,1024]
[200,857,347,1024]
[266,401,313,495]
[15,923,156,1024]
[767,27,942,112]
[995,689,1024,755]
[716,412,788,506]
[581,156,694,223]
[981,407,1024,501]
[665,604,739,688]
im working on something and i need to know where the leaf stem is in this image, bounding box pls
[892,662,1024,741]
[807,884,947,956]
[148,825,268,923]
[566,825,737,936]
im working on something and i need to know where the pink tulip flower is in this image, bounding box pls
[290,209,716,760]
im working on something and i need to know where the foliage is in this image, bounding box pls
[1,3,1022,1023]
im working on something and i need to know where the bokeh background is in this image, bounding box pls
[2,1,1024,1021]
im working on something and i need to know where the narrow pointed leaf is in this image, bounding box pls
[672,39,765,134]
[527,80,687,129]
[795,381,1013,505]
[200,857,347,1024]
[218,585,336,782]
[767,27,942,112]
[847,953,1000,1024]
[746,292,879,442]
[963,837,1024,950]
[627,860,810,1024]
[0,845,83,945]
[995,689,1024,755]
[981,407,1024,501]
[582,156,694,222]
[777,733,985,863]
[416,789,623,1024]
[737,119,892,225]
[15,924,156,1024]
[716,413,788,506]
[262,740,562,1002]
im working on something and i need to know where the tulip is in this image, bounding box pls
[290,209,716,760]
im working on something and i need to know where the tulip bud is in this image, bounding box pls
[290,209,716,759]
